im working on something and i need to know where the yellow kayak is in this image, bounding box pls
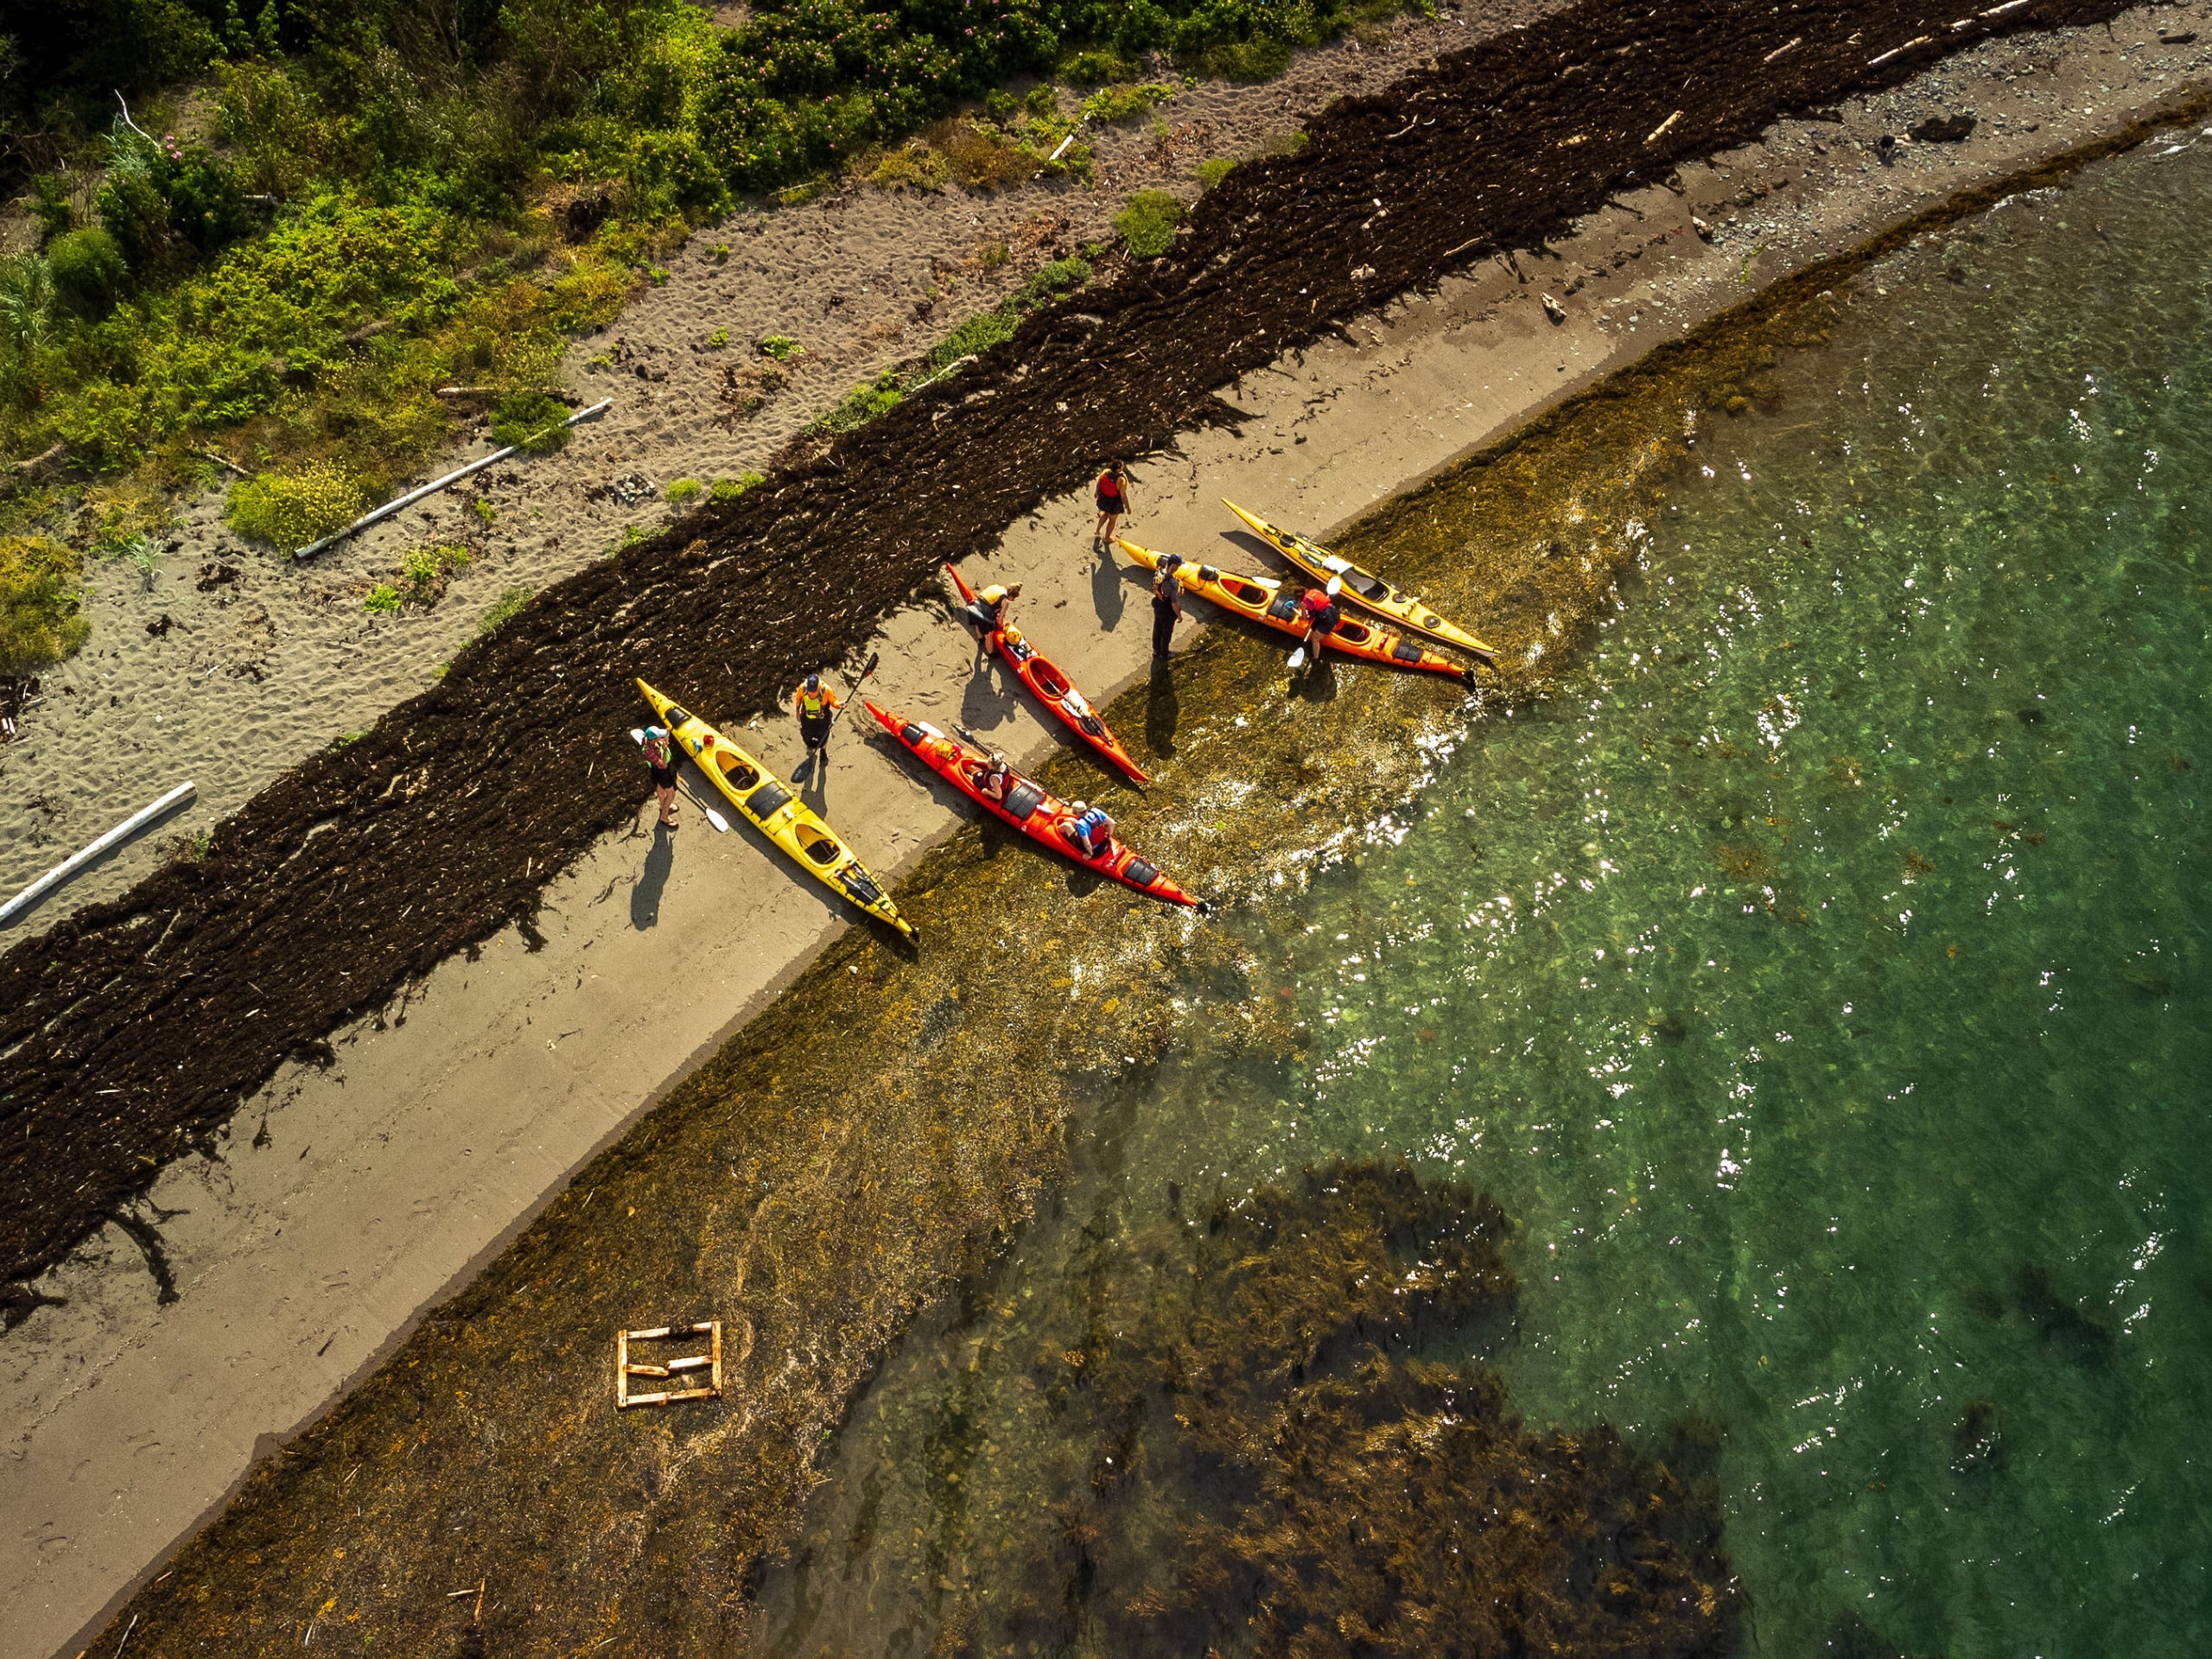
[1222,499,1496,661]
[636,678,916,940]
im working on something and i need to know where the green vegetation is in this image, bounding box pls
[759,334,804,361]
[808,255,1090,435]
[709,472,765,500]
[489,391,573,454]
[362,582,403,613]
[1195,156,1237,188]
[1081,83,1175,124]
[3,0,1418,556]
[705,327,730,347]
[1113,188,1188,258]
[0,534,90,674]
[225,460,369,549]
[478,585,534,634]
[664,477,702,504]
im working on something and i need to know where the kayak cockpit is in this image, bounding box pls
[796,825,843,866]
[711,751,760,791]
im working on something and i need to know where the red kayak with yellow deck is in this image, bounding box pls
[944,563,1148,785]
[866,702,1203,911]
[1117,537,1480,684]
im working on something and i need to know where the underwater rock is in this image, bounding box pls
[2015,705,2045,724]
[1949,1398,2001,1476]
[2014,1265,2113,1362]
[950,1159,1737,1657]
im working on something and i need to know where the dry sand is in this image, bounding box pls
[0,11,1493,931]
[8,10,2212,1656]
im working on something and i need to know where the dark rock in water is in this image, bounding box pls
[1962,1284,2006,1320]
[1950,1398,2001,1476]
[1910,113,1978,143]
[2015,706,2045,724]
[2015,1265,2113,1361]
[1166,1179,1181,1216]
[2126,968,2174,1000]
[1650,1010,1692,1045]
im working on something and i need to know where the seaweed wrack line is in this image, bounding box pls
[0,0,2155,1302]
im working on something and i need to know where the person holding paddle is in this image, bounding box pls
[793,671,842,763]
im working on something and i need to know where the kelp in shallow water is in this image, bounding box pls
[892,1159,1738,1656]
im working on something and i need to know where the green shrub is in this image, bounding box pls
[0,256,54,402]
[705,327,729,347]
[1202,37,1294,82]
[1082,84,1175,124]
[1113,189,1188,259]
[810,368,905,435]
[363,583,403,613]
[48,229,127,315]
[1195,156,1236,188]
[709,472,765,500]
[479,585,534,633]
[1024,85,1060,119]
[30,175,74,245]
[664,476,702,503]
[1058,48,1141,86]
[490,391,573,453]
[866,142,951,191]
[759,334,804,361]
[0,536,91,675]
[226,461,372,549]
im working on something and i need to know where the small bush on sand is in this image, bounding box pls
[759,334,804,361]
[1114,189,1188,258]
[709,473,764,500]
[489,391,572,454]
[1196,156,1236,188]
[1082,84,1174,124]
[0,534,91,674]
[664,477,702,504]
[226,461,372,550]
[866,142,951,192]
[479,585,534,634]
[363,583,402,613]
[1202,37,1294,82]
[1058,48,1141,85]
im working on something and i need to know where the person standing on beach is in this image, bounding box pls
[642,726,679,830]
[794,671,841,764]
[1151,551,1185,660]
[1093,460,1132,548]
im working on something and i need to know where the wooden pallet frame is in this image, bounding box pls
[615,1319,722,1408]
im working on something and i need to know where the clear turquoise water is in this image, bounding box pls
[762,141,2212,1654]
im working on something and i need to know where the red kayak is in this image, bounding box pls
[944,563,1148,785]
[867,702,1205,911]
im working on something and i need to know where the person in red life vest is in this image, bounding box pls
[793,671,841,763]
[1093,459,1132,549]
[1295,585,1343,657]
[641,725,679,830]
[972,750,1014,804]
[1064,800,1115,860]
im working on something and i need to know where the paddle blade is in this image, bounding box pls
[861,649,880,677]
[1325,575,1343,597]
[704,806,731,833]
[628,728,645,744]
[1287,646,1306,670]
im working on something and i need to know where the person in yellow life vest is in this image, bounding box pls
[965,581,1021,668]
[793,671,842,761]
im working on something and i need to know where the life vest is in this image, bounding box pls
[1096,470,1123,502]
[797,683,836,718]
[1072,806,1111,845]
[643,734,671,768]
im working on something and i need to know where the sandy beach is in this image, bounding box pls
[10,4,2212,1654]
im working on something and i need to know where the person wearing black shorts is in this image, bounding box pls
[1150,551,1184,659]
[642,726,679,830]
[1093,459,1131,548]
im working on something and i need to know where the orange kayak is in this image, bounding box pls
[944,563,1147,785]
[1117,537,1479,684]
[867,702,1203,911]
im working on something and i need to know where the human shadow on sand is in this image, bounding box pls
[630,820,674,929]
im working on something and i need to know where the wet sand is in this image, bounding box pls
[11,8,2212,1655]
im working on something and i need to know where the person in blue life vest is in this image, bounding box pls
[641,726,679,830]
[793,672,841,761]
[1064,799,1115,860]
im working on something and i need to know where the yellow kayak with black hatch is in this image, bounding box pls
[636,679,916,941]
[1222,499,1497,664]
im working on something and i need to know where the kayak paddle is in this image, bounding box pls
[826,649,881,732]
[628,728,732,832]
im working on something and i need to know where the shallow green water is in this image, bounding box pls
[761,140,2212,1655]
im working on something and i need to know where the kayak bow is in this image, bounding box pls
[867,701,1204,911]
[1220,499,1497,664]
[944,563,1148,784]
[636,679,916,940]
[1118,537,1478,685]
